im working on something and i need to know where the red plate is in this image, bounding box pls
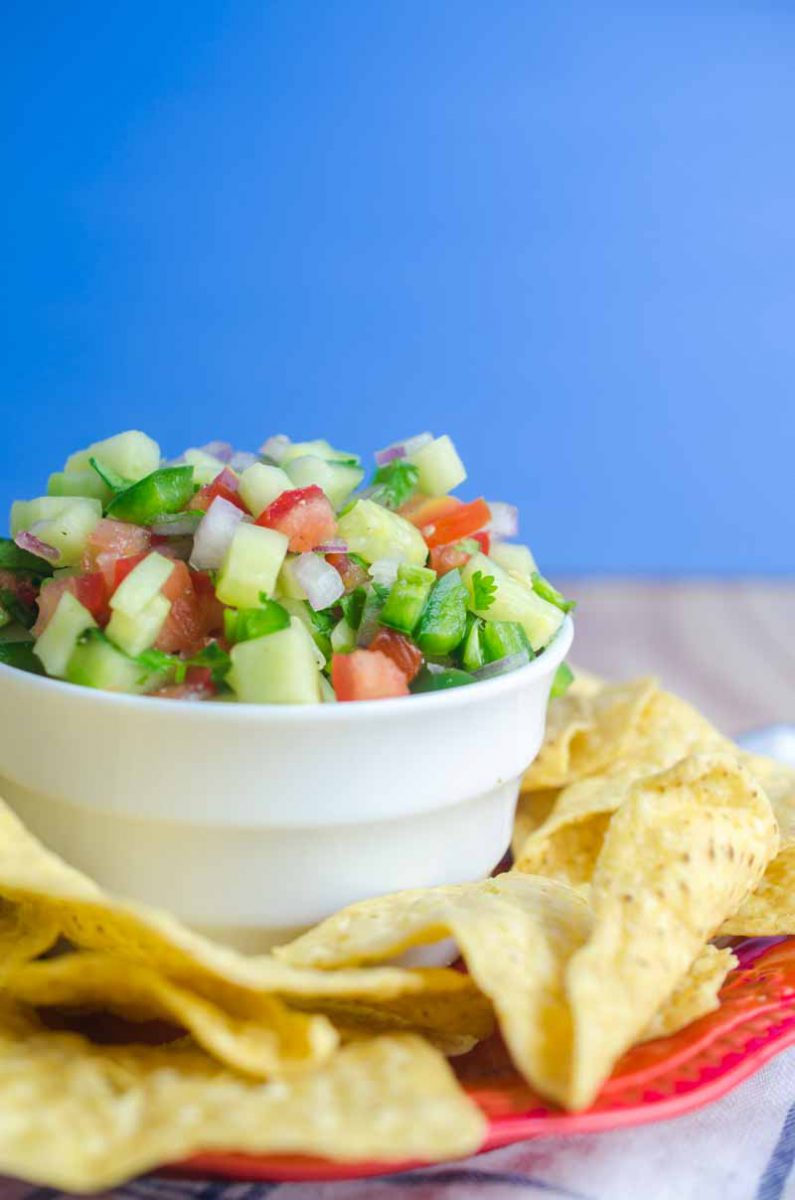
[176,936,795,1184]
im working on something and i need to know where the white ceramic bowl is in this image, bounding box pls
[0,617,572,951]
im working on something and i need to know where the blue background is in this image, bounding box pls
[1,1,793,574]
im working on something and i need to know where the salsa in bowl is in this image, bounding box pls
[1,430,573,705]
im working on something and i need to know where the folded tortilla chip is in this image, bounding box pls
[640,945,737,1042]
[563,753,777,1108]
[0,1005,485,1193]
[0,796,482,1075]
[511,789,559,858]
[277,873,594,1105]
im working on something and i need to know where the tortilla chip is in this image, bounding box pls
[564,753,777,1109]
[3,952,336,1078]
[278,873,594,1107]
[641,945,737,1042]
[0,796,481,1073]
[721,846,795,935]
[0,1005,485,1193]
[522,680,730,794]
[511,789,559,858]
[0,899,59,978]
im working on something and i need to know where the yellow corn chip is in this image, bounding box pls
[511,789,559,858]
[0,1005,485,1193]
[0,796,482,1074]
[564,753,777,1109]
[641,945,737,1042]
[0,899,59,979]
[278,873,594,1106]
[721,846,795,935]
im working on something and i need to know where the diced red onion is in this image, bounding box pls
[374,445,406,467]
[259,434,291,464]
[213,467,240,492]
[356,602,381,647]
[293,553,345,611]
[229,450,259,472]
[472,651,530,681]
[190,496,244,569]
[14,530,59,562]
[368,557,401,587]
[399,432,434,458]
[487,501,519,540]
[151,514,201,536]
[198,440,234,463]
[315,539,349,554]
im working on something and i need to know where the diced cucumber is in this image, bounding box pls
[281,439,360,466]
[337,500,428,566]
[379,564,436,635]
[409,435,466,496]
[275,555,308,600]
[238,463,291,516]
[65,629,153,693]
[228,618,322,704]
[183,448,228,486]
[414,568,468,656]
[216,524,289,608]
[461,616,484,672]
[280,598,333,663]
[319,674,337,703]
[34,592,97,677]
[461,553,565,651]
[285,456,365,508]
[12,498,103,567]
[48,470,112,505]
[490,542,537,579]
[331,616,357,654]
[65,431,160,482]
[106,593,171,656]
[481,619,531,663]
[110,552,175,617]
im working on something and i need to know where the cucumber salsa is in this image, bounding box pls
[0,430,574,704]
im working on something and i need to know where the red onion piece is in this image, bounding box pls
[399,432,434,458]
[472,651,530,681]
[292,553,345,611]
[190,496,244,569]
[229,450,258,472]
[198,440,234,463]
[213,467,241,492]
[14,530,59,562]
[487,501,519,540]
[374,445,406,467]
[259,434,291,464]
[315,539,349,554]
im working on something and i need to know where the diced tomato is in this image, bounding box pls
[82,519,151,590]
[326,552,369,593]
[422,498,491,549]
[331,649,410,702]
[429,542,473,576]
[154,562,204,655]
[471,530,491,554]
[256,486,337,553]
[399,495,461,528]
[369,629,423,682]
[190,570,225,639]
[0,569,37,610]
[150,666,215,702]
[32,571,110,636]
[112,552,150,591]
[188,468,247,514]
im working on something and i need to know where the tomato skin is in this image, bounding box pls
[400,495,461,529]
[369,629,423,682]
[188,469,246,514]
[471,530,491,554]
[112,553,150,591]
[256,486,337,553]
[423,498,491,549]
[326,552,369,593]
[429,543,472,576]
[331,649,410,701]
[150,666,215,702]
[190,570,225,638]
[32,572,110,636]
[154,562,204,655]
[82,520,151,590]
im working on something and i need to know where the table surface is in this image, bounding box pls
[559,578,794,736]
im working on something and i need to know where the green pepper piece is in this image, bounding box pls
[105,466,195,524]
[531,572,576,613]
[0,537,54,578]
[0,641,44,674]
[224,600,290,644]
[480,619,532,664]
[379,564,436,636]
[414,569,469,657]
[551,662,575,699]
[460,614,485,672]
[411,666,476,693]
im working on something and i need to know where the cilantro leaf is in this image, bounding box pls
[471,570,497,611]
[341,586,367,630]
[531,572,576,613]
[188,641,232,684]
[370,460,420,510]
[89,456,129,495]
[550,662,575,699]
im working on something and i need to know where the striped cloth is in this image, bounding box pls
[1,727,794,1200]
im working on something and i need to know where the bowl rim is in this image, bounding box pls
[0,616,573,723]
